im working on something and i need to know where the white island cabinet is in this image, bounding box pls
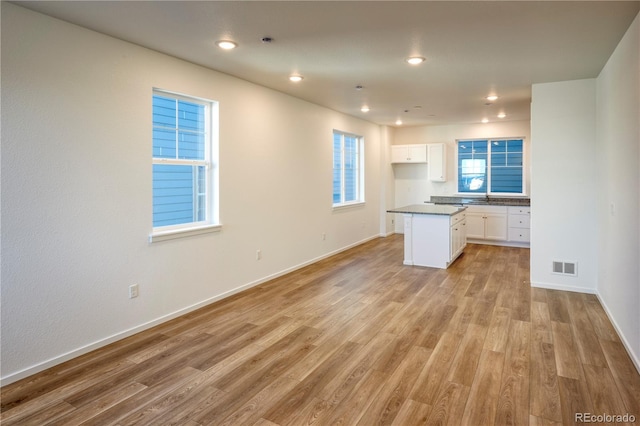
[387,205,467,269]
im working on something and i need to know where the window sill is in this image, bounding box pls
[149,224,222,243]
[333,201,365,211]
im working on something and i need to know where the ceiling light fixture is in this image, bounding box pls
[405,56,426,65]
[289,75,304,82]
[482,118,489,123]
[216,40,237,50]
[497,112,506,119]
[486,95,498,101]
[395,119,403,125]
[361,106,370,113]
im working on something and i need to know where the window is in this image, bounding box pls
[457,138,524,194]
[151,90,219,240]
[333,130,364,206]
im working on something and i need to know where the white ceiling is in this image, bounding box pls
[13,1,640,127]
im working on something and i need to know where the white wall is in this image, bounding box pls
[530,79,599,293]
[0,4,386,383]
[596,13,640,369]
[379,125,397,236]
[390,121,531,232]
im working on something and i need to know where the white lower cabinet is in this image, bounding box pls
[465,204,530,246]
[508,206,531,243]
[465,206,508,241]
[450,212,467,260]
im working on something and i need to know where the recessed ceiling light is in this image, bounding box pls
[361,106,370,113]
[216,40,237,50]
[486,95,498,101]
[395,119,403,125]
[289,75,304,82]
[482,118,489,123]
[497,112,506,119]
[405,56,426,65]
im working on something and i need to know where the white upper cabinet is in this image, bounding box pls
[428,143,446,181]
[391,144,427,163]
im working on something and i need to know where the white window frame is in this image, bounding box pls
[332,130,365,208]
[149,89,220,242]
[455,137,526,196]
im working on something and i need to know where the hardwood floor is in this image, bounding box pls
[2,235,639,425]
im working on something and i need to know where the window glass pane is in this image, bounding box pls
[154,96,206,161]
[490,139,523,193]
[178,131,205,160]
[491,167,523,193]
[491,151,506,167]
[458,140,487,193]
[491,140,507,152]
[506,152,523,166]
[472,141,488,154]
[153,164,196,227]
[333,131,363,205]
[344,168,356,202]
[333,133,342,203]
[153,95,176,128]
[153,129,176,158]
[177,101,205,132]
[507,139,523,151]
[194,166,206,222]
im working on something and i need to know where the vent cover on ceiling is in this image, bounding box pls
[552,261,577,276]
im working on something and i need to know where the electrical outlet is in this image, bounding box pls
[322,233,326,240]
[256,249,261,260]
[129,284,139,299]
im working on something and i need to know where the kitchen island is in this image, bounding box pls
[387,204,467,269]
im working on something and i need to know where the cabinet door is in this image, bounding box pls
[391,145,409,163]
[508,227,530,242]
[428,144,446,181]
[508,213,530,228]
[407,145,427,163]
[450,224,457,259]
[485,213,508,240]
[465,213,485,239]
[391,144,427,163]
[450,221,465,259]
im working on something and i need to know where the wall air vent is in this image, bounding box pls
[552,261,577,276]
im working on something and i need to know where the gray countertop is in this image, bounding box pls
[429,195,530,206]
[387,204,467,216]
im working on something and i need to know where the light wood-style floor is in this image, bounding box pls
[2,235,639,425]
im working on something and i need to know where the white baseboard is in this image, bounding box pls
[530,280,597,294]
[1,234,382,386]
